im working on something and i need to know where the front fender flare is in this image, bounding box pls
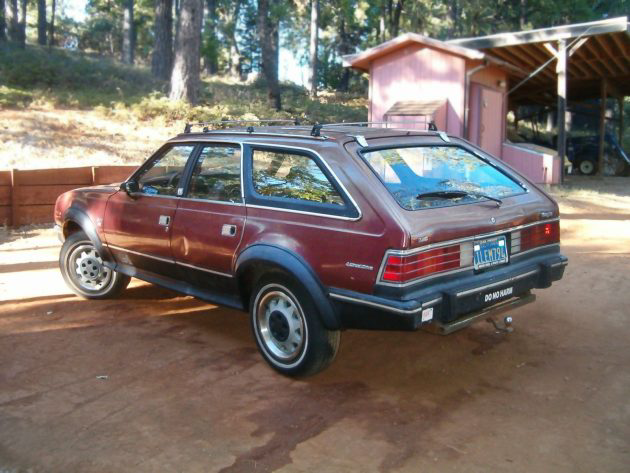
[235,244,341,330]
[63,207,113,262]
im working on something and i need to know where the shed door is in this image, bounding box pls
[479,88,504,158]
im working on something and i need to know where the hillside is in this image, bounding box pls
[0,45,367,170]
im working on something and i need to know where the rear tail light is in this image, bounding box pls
[382,220,560,284]
[512,221,560,253]
[382,244,464,283]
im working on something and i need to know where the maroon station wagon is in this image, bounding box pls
[54,123,568,376]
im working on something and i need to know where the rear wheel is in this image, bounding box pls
[250,274,340,377]
[60,231,130,299]
[578,158,597,175]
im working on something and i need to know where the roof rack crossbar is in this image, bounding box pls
[184,119,301,133]
[318,121,441,131]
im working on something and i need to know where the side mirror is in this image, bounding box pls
[121,180,139,197]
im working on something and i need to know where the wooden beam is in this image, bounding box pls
[568,58,591,78]
[543,42,558,56]
[491,47,550,84]
[10,170,19,228]
[568,37,589,57]
[557,39,567,184]
[512,44,559,80]
[609,32,629,58]
[592,34,627,75]
[617,96,625,142]
[598,79,607,175]
[583,39,617,76]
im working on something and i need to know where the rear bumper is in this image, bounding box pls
[329,248,567,332]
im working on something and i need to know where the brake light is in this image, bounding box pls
[519,221,560,252]
[382,244,462,283]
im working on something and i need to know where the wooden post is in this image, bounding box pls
[556,39,567,184]
[619,95,625,144]
[598,79,607,176]
[10,169,19,228]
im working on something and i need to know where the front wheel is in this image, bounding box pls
[59,231,130,299]
[250,274,340,377]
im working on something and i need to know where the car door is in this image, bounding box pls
[103,143,197,276]
[170,143,246,292]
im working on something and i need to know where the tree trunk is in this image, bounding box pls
[174,0,180,47]
[122,0,135,64]
[226,0,243,78]
[170,0,203,104]
[17,0,26,47]
[337,18,352,92]
[152,0,173,80]
[48,0,55,47]
[257,0,281,110]
[37,0,46,45]
[308,0,319,97]
[8,0,18,42]
[0,0,6,42]
[390,0,403,38]
[204,0,218,74]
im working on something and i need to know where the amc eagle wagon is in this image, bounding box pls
[54,122,567,376]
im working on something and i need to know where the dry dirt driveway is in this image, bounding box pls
[0,179,629,472]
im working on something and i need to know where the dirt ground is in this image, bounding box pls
[0,109,178,170]
[0,177,629,473]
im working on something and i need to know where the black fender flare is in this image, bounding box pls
[235,244,341,330]
[63,207,113,263]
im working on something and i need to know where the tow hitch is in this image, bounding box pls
[424,292,534,335]
[487,315,514,334]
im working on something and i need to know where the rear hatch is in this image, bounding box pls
[344,134,560,285]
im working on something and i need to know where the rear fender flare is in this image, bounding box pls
[63,207,113,262]
[235,244,341,330]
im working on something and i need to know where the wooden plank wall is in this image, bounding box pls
[0,166,136,227]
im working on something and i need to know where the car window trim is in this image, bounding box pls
[357,143,527,212]
[243,143,362,221]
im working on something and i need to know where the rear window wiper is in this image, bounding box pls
[416,190,502,206]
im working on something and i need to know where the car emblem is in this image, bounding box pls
[490,217,496,224]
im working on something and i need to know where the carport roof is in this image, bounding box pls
[447,16,630,102]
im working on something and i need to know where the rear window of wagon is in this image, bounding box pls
[361,145,526,210]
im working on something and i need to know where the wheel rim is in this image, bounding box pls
[66,243,112,292]
[580,160,594,174]
[256,289,306,362]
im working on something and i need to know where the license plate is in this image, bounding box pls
[473,236,508,270]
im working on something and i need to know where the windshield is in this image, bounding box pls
[362,146,525,210]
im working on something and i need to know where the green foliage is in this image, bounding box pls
[0,44,162,107]
[0,44,367,124]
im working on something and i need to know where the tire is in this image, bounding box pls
[578,159,597,175]
[250,273,340,377]
[59,231,130,299]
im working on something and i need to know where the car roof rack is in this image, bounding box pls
[181,118,448,143]
[184,119,301,134]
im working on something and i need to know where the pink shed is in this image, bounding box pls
[344,33,562,185]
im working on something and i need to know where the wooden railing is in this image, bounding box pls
[0,166,137,227]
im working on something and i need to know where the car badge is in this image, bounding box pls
[490,217,496,224]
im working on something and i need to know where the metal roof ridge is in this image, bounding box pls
[446,16,629,49]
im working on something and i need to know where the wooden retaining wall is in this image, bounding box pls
[0,166,137,227]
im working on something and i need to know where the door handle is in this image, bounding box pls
[158,215,171,226]
[221,224,237,237]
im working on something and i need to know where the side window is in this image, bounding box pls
[137,145,195,196]
[252,149,344,206]
[188,145,242,203]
